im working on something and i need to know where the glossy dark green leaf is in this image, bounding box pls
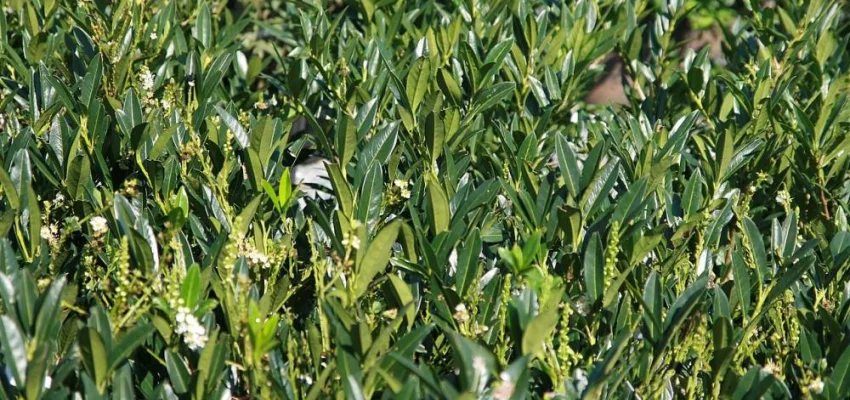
[657,275,708,355]
[166,350,191,394]
[642,271,662,341]
[337,348,366,400]
[336,114,357,168]
[731,250,751,319]
[471,82,514,114]
[584,232,604,302]
[78,327,108,391]
[108,323,154,371]
[0,315,27,388]
[682,169,704,216]
[454,228,481,298]
[201,52,233,101]
[65,153,91,201]
[555,134,581,199]
[181,264,202,308]
[34,277,65,344]
[357,162,383,224]
[80,54,103,109]
[196,2,212,49]
[215,105,248,149]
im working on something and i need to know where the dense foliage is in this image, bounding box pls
[1,0,850,398]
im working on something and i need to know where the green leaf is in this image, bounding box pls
[15,269,37,335]
[165,350,191,394]
[779,213,798,260]
[555,134,581,199]
[336,114,357,169]
[215,105,249,149]
[181,264,202,308]
[585,323,637,399]
[354,221,401,298]
[387,274,416,329]
[0,316,27,389]
[113,364,134,400]
[236,195,262,238]
[580,158,620,217]
[78,327,108,392]
[356,98,380,139]
[0,163,19,210]
[108,323,154,371]
[34,277,66,344]
[425,112,445,165]
[716,128,735,184]
[454,228,482,298]
[479,39,513,85]
[25,345,49,400]
[201,52,234,101]
[471,82,514,115]
[357,162,383,224]
[658,111,698,159]
[437,68,463,105]
[831,345,850,393]
[326,163,354,217]
[450,333,495,392]
[426,173,450,234]
[521,302,560,357]
[642,271,662,342]
[682,169,704,216]
[731,250,751,320]
[80,54,103,109]
[657,275,708,356]
[584,232,604,302]
[406,57,431,112]
[196,331,229,399]
[116,88,142,136]
[337,349,366,400]
[65,153,91,201]
[196,2,212,49]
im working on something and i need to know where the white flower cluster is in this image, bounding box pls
[90,216,108,235]
[393,179,411,199]
[140,67,155,92]
[243,245,270,268]
[454,303,470,323]
[493,371,515,400]
[40,224,59,246]
[775,189,789,205]
[175,307,208,350]
[342,233,361,250]
[807,377,824,394]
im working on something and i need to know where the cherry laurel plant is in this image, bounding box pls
[1,0,850,398]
